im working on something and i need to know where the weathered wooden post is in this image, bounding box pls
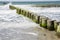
[28,12,31,18]
[40,16,42,26]
[47,19,55,30]
[16,8,19,14]
[26,11,28,17]
[39,16,48,28]
[24,11,26,16]
[31,14,35,20]
[21,10,23,15]
[22,10,26,15]
[32,14,40,24]
[41,17,48,28]
[23,10,25,16]
[17,9,21,14]
[20,9,22,14]
[19,9,21,14]
[56,23,60,37]
[28,12,30,18]
[32,14,37,23]
[24,11,28,17]
[30,13,33,19]
[54,21,60,31]
[27,12,29,18]
[36,16,40,24]
[9,5,16,10]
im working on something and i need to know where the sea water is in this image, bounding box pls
[0,4,39,40]
[0,1,60,5]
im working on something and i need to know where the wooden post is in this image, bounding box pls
[30,13,33,20]
[23,10,25,15]
[54,21,59,31]
[56,23,60,37]
[40,16,42,26]
[16,8,19,14]
[24,11,26,16]
[27,12,29,17]
[21,9,22,14]
[32,15,38,23]
[28,13,31,18]
[41,17,48,28]
[17,9,21,14]
[26,11,28,17]
[21,10,24,15]
[9,5,16,10]
[31,14,34,20]
[47,19,55,30]
[22,10,25,15]
[28,12,30,18]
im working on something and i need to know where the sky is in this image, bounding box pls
[0,0,60,2]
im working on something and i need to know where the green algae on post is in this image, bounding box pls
[9,5,16,10]
[41,18,47,28]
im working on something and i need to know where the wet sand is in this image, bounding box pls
[35,26,60,40]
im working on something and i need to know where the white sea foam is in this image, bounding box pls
[0,3,12,10]
[14,5,60,21]
[0,4,38,29]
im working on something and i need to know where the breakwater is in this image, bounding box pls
[9,5,60,36]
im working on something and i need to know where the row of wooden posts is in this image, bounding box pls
[9,5,60,36]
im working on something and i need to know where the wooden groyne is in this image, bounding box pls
[9,5,60,36]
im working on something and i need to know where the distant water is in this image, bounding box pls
[0,1,60,5]
[12,1,60,5]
